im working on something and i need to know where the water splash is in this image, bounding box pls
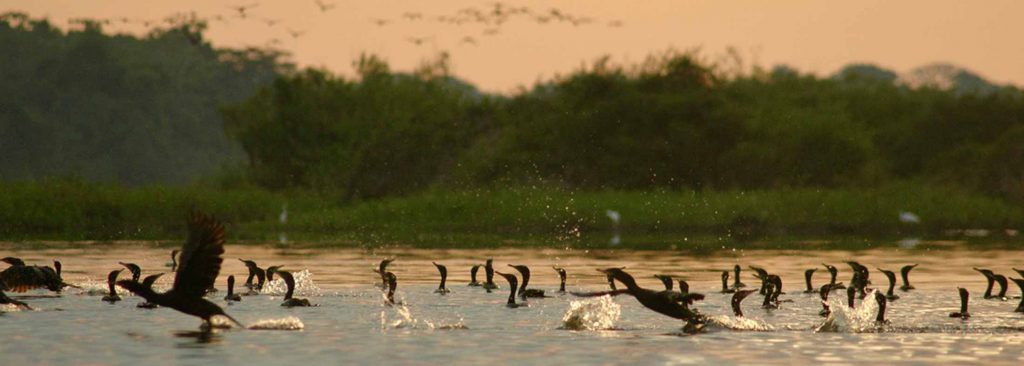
[248,316,305,330]
[378,298,467,330]
[815,289,888,333]
[262,269,321,296]
[706,315,775,331]
[561,295,621,330]
[74,279,132,296]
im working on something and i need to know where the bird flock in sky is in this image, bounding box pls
[57,1,625,51]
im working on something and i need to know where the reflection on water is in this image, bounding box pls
[2,242,1024,364]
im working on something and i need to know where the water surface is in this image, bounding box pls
[3,243,1024,365]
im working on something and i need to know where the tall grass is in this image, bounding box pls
[2,180,1020,245]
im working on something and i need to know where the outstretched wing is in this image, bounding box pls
[570,289,630,297]
[0,265,61,292]
[171,211,226,298]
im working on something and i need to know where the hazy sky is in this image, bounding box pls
[4,0,1023,92]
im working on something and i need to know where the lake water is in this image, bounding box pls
[3,242,1024,365]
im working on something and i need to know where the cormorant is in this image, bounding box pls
[509,265,546,298]
[573,268,705,325]
[846,261,869,299]
[376,258,395,289]
[136,273,164,309]
[553,266,567,293]
[1,259,74,293]
[973,268,996,298]
[731,289,756,317]
[949,287,970,319]
[239,259,260,289]
[1,257,25,267]
[1011,278,1024,313]
[992,274,1009,301]
[224,275,241,302]
[720,271,736,293]
[874,292,889,324]
[432,262,450,294]
[167,250,179,272]
[238,259,266,295]
[102,269,123,303]
[120,262,142,282]
[468,265,482,286]
[822,263,846,290]
[877,268,900,300]
[279,271,313,307]
[899,264,918,291]
[266,266,284,283]
[749,266,769,295]
[803,268,817,293]
[654,274,673,291]
[767,275,783,304]
[494,271,523,308]
[818,284,833,317]
[384,271,398,305]
[846,286,856,309]
[732,265,746,289]
[117,211,243,329]
[482,259,498,290]
[677,280,690,294]
[761,276,778,309]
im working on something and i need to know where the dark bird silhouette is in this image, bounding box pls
[749,265,769,295]
[877,268,900,300]
[1011,278,1024,313]
[654,274,673,291]
[1014,268,1024,278]
[239,258,263,292]
[229,3,259,19]
[167,250,180,271]
[732,265,746,289]
[874,292,889,324]
[573,268,705,325]
[731,289,756,317]
[120,262,142,282]
[803,268,818,293]
[383,271,398,305]
[266,265,283,282]
[974,268,996,298]
[1,289,31,310]
[314,0,336,12]
[1,257,25,267]
[846,286,856,309]
[279,271,313,307]
[720,271,736,293]
[224,275,241,302]
[1,259,74,293]
[508,265,546,298]
[846,261,869,299]
[136,273,164,309]
[949,287,971,319]
[818,284,833,317]
[992,274,1009,301]
[494,271,523,308]
[483,259,498,290]
[553,266,567,293]
[899,264,918,291]
[761,275,780,309]
[822,263,846,290]
[102,269,123,303]
[117,211,242,329]
[376,258,395,289]
[677,279,690,294]
[432,262,450,294]
[468,264,482,286]
[287,28,306,39]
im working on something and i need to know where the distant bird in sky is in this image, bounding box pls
[371,18,390,26]
[287,28,305,39]
[229,3,259,19]
[459,36,477,46]
[262,18,281,27]
[314,0,336,12]
[406,37,430,46]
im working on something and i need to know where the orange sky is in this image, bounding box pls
[4,0,1022,93]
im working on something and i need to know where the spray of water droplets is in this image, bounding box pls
[561,295,621,330]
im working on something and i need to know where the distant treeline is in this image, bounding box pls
[225,53,1024,201]
[4,13,1024,204]
[0,13,288,185]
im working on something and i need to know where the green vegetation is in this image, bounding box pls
[0,13,288,185]
[3,14,1024,246]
